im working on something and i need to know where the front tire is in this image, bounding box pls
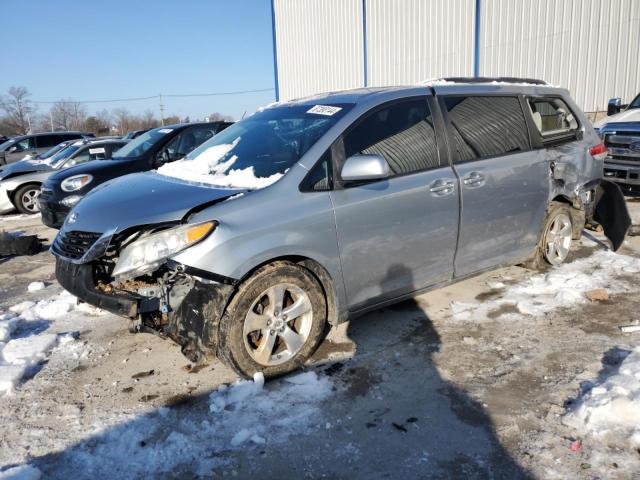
[218,261,327,378]
[14,183,41,214]
[524,201,574,270]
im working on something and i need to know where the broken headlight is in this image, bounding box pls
[112,221,216,279]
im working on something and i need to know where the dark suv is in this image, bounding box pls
[0,132,94,165]
[40,121,232,228]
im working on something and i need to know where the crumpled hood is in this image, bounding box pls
[595,108,640,128]
[65,171,245,233]
[0,159,52,181]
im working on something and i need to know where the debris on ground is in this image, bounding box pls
[585,288,609,302]
[0,232,41,256]
[619,324,640,333]
[569,439,582,452]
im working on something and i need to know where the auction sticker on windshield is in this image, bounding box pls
[158,128,174,133]
[307,105,342,116]
[89,148,105,154]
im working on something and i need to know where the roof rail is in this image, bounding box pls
[439,76,549,85]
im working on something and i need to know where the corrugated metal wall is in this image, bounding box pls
[272,0,364,101]
[366,0,475,86]
[273,0,640,111]
[479,0,640,112]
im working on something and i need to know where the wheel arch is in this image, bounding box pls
[550,195,585,240]
[10,181,42,208]
[236,255,344,326]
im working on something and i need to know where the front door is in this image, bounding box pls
[330,97,459,311]
[439,94,550,277]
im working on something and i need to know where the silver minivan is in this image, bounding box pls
[52,79,630,378]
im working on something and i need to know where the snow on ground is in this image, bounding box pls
[449,249,640,322]
[0,291,101,394]
[26,282,45,292]
[563,346,640,472]
[157,138,283,189]
[0,465,41,480]
[9,369,333,478]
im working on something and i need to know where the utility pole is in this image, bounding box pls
[159,94,165,126]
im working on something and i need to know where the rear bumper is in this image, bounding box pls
[604,161,640,186]
[0,183,15,214]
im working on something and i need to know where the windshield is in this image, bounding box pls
[629,94,640,109]
[36,142,68,161]
[47,145,80,168]
[112,127,173,159]
[157,103,353,189]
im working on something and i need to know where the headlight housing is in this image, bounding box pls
[61,174,93,192]
[112,221,216,279]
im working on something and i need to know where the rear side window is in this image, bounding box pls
[343,98,439,176]
[35,135,61,148]
[528,97,578,137]
[442,96,530,163]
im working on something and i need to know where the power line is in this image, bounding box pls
[30,88,274,104]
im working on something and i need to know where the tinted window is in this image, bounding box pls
[443,96,530,163]
[172,125,216,158]
[528,97,578,136]
[35,135,61,148]
[343,99,439,176]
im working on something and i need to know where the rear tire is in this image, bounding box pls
[218,261,327,378]
[523,201,574,270]
[14,184,41,214]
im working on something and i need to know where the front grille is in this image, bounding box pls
[604,130,640,162]
[52,230,101,260]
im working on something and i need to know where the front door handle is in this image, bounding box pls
[462,171,485,187]
[429,179,455,196]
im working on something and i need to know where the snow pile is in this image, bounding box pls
[0,465,41,480]
[0,291,100,394]
[450,250,640,321]
[157,138,283,189]
[563,346,640,439]
[26,282,45,292]
[42,370,333,476]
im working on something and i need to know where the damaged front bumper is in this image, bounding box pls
[594,179,632,251]
[55,258,236,362]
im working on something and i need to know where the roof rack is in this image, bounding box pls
[439,76,549,85]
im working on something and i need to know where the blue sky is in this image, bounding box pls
[0,0,276,121]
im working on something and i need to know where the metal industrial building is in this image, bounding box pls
[270,0,640,113]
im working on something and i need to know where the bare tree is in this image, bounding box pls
[141,110,159,129]
[0,86,35,134]
[112,107,134,135]
[49,99,87,131]
[207,112,234,122]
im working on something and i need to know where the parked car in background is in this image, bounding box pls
[0,131,94,166]
[51,80,629,378]
[0,138,128,214]
[596,93,640,194]
[123,129,150,140]
[40,121,232,227]
[0,135,10,144]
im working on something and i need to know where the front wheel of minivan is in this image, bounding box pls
[524,201,574,270]
[218,261,327,378]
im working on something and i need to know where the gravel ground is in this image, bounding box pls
[1,201,639,479]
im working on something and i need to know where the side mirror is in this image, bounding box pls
[341,154,391,182]
[155,149,170,167]
[607,97,622,116]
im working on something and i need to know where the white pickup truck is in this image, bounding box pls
[596,94,640,194]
